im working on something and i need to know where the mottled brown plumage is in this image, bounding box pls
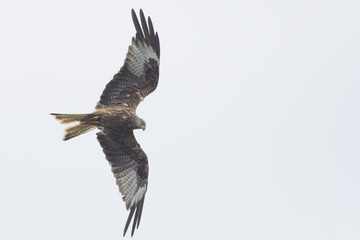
[51,9,160,237]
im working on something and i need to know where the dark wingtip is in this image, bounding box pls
[131,9,160,58]
[123,198,145,237]
[131,204,140,236]
[139,9,150,44]
[123,206,135,237]
[156,32,160,56]
[132,9,144,41]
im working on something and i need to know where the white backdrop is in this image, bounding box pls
[0,1,359,239]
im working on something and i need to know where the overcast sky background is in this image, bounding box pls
[0,1,359,239]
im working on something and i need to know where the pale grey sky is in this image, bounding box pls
[1,1,360,239]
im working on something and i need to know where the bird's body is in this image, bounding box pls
[51,9,160,237]
[96,105,144,130]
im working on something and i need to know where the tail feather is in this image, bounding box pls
[50,113,99,141]
[64,124,97,141]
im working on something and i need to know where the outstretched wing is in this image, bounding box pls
[96,9,160,110]
[97,130,149,237]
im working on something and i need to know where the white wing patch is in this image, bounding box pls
[110,162,147,210]
[125,38,159,78]
[130,181,147,207]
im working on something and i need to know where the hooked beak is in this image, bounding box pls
[141,125,146,131]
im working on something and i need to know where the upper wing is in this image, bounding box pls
[97,130,149,237]
[96,9,160,110]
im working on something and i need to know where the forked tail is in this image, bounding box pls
[50,113,100,141]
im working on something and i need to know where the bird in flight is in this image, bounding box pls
[51,9,160,237]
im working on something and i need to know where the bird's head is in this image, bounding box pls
[135,117,146,131]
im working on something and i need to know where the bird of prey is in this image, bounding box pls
[51,9,160,237]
